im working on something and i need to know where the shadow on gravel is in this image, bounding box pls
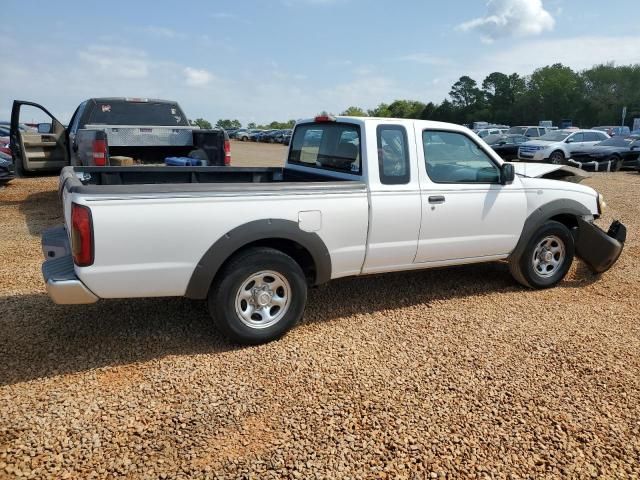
[18,189,61,236]
[0,262,521,386]
[0,260,601,386]
[0,294,228,386]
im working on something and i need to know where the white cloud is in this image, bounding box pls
[468,35,640,78]
[458,0,555,43]
[77,45,149,79]
[183,67,214,87]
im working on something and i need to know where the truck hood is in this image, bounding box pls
[512,162,591,183]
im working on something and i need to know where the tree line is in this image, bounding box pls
[195,63,640,130]
[191,118,296,130]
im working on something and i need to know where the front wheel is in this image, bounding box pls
[208,247,308,344]
[509,220,575,289]
[549,150,565,165]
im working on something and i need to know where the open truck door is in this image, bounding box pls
[10,100,69,175]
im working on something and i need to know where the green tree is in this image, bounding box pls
[449,76,483,110]
[481,72,526,123]
[341,106,368,116]
[527,63,582,126]
[192,118,212,129]
[433,99,456,123]
[368,100,425,119]
[247,122,257,129]
[215,119,242,129]
[420,102,438,120]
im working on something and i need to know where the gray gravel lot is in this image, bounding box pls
[0,150,639,478]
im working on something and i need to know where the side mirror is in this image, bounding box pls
[500,163,515,185]
[37,123,52,134]
[498,140,507,146]
[565,138,574,143]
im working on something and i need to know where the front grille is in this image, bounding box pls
[519,145,543,153]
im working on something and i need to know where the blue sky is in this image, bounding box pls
[2,0,639,125]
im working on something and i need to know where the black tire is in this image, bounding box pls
[208,247,308,345]
[509,220,575,289]
[549,150,565,165]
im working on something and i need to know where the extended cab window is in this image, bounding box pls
[377,125,410,184]
[423,130,500,184]
[288,123,361,174]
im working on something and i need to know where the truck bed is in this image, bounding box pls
[60,166,365,195]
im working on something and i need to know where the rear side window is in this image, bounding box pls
[583,132,600,142]
[595,132,608,141]
[377,125,410,184]
[86,101,189,126]
[288,123,361,174]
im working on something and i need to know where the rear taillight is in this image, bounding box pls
[92,139,107,166]
[224,139,231,166]
[71,203,94,267]
[314,114,336,122]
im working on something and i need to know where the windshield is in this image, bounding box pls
[87,101,189,126]
[507,127,526,135]
[538,132,570,141]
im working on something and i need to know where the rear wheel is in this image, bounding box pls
[208,247,308,344]
[510,220,575,289]
[549,150,565,165]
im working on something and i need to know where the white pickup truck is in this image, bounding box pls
[42,115,626,344]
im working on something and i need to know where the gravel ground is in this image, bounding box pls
[0,166,639,478]
[229,140,286,167]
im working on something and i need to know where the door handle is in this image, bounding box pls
[428,195,445,204]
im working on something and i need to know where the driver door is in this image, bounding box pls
[10,100,69,175]
[414,128,527,264]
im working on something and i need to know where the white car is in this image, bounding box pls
[475,128,509,139]
[42,116,626,344]
[518,129,610,164]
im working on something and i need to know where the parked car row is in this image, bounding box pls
[229,128,293,144]
[485,127,640,172]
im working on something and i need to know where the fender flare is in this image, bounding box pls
[510,198,592,262]
[185,219,332,299]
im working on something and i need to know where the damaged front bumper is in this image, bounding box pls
[574,217,626,273]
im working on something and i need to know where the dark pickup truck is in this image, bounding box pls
[10,98,230,175]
